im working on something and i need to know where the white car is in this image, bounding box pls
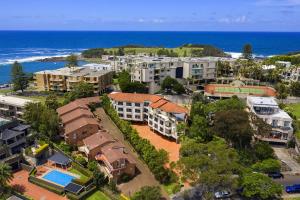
[214,190,231,199]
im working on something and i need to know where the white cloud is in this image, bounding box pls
[218,16,249,24]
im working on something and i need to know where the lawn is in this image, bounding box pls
[15,95,65,104]
[68,168,90,182]
[162,182,181,195]
[0,89,13,94]
[85,191,110,200]
[286,103,300,119]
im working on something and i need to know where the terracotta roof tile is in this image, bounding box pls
[64,117,99,135]
[83,130,115,150]
[108,92,162,103]
[60,108,94,124]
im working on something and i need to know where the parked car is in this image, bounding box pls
[268,172,284,179]
[286,184,300,193]
[214,190,231,199]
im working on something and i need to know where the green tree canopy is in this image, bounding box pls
[64,82,94,103]
[66,54,78,67]
[0,163,13,186]
[131,186,162,200]
[253,141,275,161]
[11,61,29,92]
[178,138,240,195]
[118,70,148,93]
[213,110,253,149]
[189,115,212,142]
[251,159,281,173]
[276,83,289,100]
[45,94,60,110]
[161,76,185,94]
[242,44,253,60]
[290,81,300,97]
[241,173,282,199]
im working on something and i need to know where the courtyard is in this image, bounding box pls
[132,123,181,163]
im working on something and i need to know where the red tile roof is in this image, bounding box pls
[108,92,162,103]
[60,108,94,124]
[64,117,99,135]
[109,92,188,114]
[101,142,136,164]
[83,130,115,150]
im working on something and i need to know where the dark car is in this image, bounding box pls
[286,184,300,193]
[268,172,284,179]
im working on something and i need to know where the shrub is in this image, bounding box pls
[252,159,281,173]
[74,155,87,167]
[87,161,99,172]
[34,144,49,157]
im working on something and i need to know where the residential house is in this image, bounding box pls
[80,130,136,182]
[247,96,293,144]
[57,97,101,146]
[0,118,31,170]
[0,95,33,119]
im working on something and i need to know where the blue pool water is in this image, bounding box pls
[42,170,75,187]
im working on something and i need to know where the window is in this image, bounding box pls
[144,102,150,106]
[160,127,164,132]
[126,102,132,106]
[118,102,123,105]
[119,113,124,117]
[127,114,132,118]
[135,115,141,119]
[160,121,164,125]
[154,117,158,122]
[154,124,158,128]
[135,109,141,113]
[135,103,141,107]
[126,108,132,112]
[284,121,290,127]
[118,108,123,111]
[144,108,148,112]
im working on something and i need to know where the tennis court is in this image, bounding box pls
[205,84,276,97]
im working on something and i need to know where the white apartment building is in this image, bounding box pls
[108,92,188,140]
[247,96,293,144]
[182,57,219,82]
[0,95,33,119]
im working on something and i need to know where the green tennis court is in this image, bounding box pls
[215,87,265,95]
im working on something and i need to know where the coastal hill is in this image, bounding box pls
[81,44,229,58]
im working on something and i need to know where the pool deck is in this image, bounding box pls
[9,169,67,200]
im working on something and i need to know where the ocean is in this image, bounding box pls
[0,31,300,84]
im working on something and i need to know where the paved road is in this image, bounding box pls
[94,108,169,199]
[273,147,300,174]
[273,175,300,199]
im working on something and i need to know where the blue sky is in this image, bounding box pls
[0,0,300,31]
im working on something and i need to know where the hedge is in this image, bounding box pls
[66,186,97,200]
[28,176,64,195]
[71,162,93,177]
[102,94,172,183]
[34,144,49,157]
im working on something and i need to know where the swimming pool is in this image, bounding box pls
[42,170,75,187]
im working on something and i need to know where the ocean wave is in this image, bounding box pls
[0,53,80,65]
[226,52,267,59]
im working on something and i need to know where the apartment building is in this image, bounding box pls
[108,92,188,140]
[80,130,136,182]
[0,118,31,170]
[34,65,113,94]
[182,57,219,83]
[0,95,33,119]
[57,97,101,146]
[247,96,293,144]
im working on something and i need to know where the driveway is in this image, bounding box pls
[94,108,169,199]
[273,147,300,174]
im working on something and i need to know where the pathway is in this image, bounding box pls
[273,147,300,174]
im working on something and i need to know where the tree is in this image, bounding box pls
[93,170,108,188]
[251,159,281,173]
[131,186,162,200]
[290,81,300,97]
[11,61,29,92]
[250,113,272,138]
[276,83,289,101]
[161,76,185,94]
[178,138,239,196]
[241,173,282,199]
[23,102,59,140]
[87,161,99,172]
[64,82,94,103]
[243,44,253,60]
[118,70,148,93]
[213,110,253,149]
[189,115,212,142]
[253,141,275,161]
[117,48,125,56]
[66,54,78,67]
[0,163,13,186]
[45,94,60,110]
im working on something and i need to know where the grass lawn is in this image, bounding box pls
[68,168,90,182]
[0,89,13,94]
[15,95,65,104]
[286,103,300,119]
[85,191,110,200]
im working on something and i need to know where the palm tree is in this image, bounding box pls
[0,163,13,186]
